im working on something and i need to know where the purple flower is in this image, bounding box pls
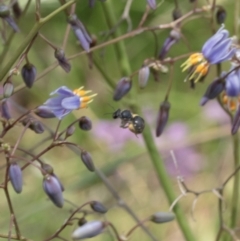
[181,25,236,83]
[225,68,240,97]
[39,86,97,119]
[147,0,156,9]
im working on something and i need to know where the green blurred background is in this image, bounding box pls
[0,0,238,240]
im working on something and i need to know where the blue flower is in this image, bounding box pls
[181,25,236,83]
[39,86,96,119]
[225,68,240,97]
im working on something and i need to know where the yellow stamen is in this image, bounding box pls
[181,53,204,72]
[187,62,209,83]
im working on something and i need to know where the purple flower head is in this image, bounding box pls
[181,25,236,83]
[202,25,236,64]
[39,86,97,120]
[225,68,240,97]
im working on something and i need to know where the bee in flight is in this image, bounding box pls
[112,108,145,135]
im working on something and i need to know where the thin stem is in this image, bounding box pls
[126,217,150,237]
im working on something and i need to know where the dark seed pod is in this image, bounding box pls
[200,78,225,106]
[80,150,95,172]
[113,77,132,101]
[1,100,11,120]
[54,49,71,73]
[21,63,37,88]
[151,212,175,223]
[156,101,171,137]
[72,221,105,240]
[35,106,56,118]
[3,80,14,98]
[79,116,92,131]
[12,2,22,19]
[216,7,226,24]
[43,174,64,208]
[9,162,23,194]
[232,106,240,135]
[90,201,108,213]
[172,8,182,21]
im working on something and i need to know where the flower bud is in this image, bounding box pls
[35,106,56,118]
[1,100,11,120]
[68,15,92,52]
[156,101,171,137]
[90,201,108,213]
[147,0,156,9]
[0,4,10,18]
[138,65,150,89]
[172,8,182,21]
[21,63,37,88]
[22,117,45,134]
[200,78,225,106]
[65,124,76,138]
[216,7,226,24]
[43,174,64,208]
[159,29,181,60]
[151,212,175,223]
[79,116,92,131]
[3,80,14,98]
[232,106,240,135]
[12,2,22,19]
[81,150,95,172]
[113,77,132,101]
[9,162,23,194]
[54,49,71,73]
[78,217,87,226]
[72,221,105,240]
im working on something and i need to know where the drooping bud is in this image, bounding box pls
[138,65,150,89]
[0,5,20,32]
[156,101,171,137]
[22,117,45,134]
[21,63,37,88]
[216,7,226,25]
[172,8,182,20]
[72,221,105,240]
[3,79,14,98]
[159,29,181,60]
[65,124,76,138]
[79,116,92,131]
[232,106,240,135]
[146,0,156,9]
[90,201,108,213]
[54,49,71,73]
[151,212,175,223]
[35,106,56,118]
[68,14,92,52]
[113,77,132,101]
[1,100,11,120]
[12,2,22,19]
[80,150,95,172]
[43,174,64,208]
[9,162,23,194]
[200,77,225,105]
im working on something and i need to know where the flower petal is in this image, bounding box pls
[52,109,72,119]
[50,86,74,96]
[44,96,65,107]
[61,96,80,110]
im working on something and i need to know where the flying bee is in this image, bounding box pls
[112,108,145,135]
